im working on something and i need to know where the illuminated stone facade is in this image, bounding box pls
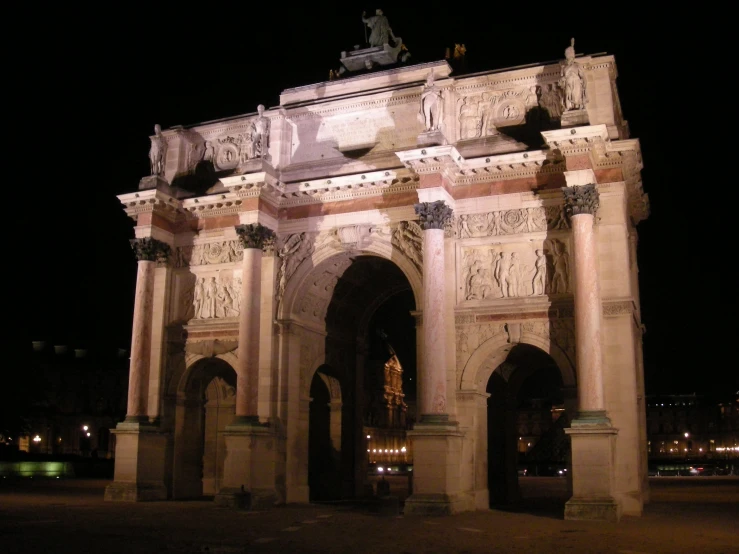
[106,44,649,521]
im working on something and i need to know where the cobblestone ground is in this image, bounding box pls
[1,477,737,554]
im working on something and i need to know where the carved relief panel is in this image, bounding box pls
[456,87,538,140]
[173,269,243,323]
[175,240,243,268]
[457,237,571,305]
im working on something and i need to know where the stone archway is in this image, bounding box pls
[278,243,421,503]
[171,355,237,499]
[455,325,576,509]
[308,368,342,500]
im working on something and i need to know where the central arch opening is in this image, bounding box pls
[487,343,569,509]
[307,255,417,501]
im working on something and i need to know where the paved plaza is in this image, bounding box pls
[2,477,737,553]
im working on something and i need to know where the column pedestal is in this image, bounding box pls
[564,424,620,522]
[404,422,470,515]
[214,422,280,510]
[104,422,168,502]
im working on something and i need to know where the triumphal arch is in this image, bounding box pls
[106,37,649,522]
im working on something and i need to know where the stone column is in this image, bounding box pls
[562,182,620,522]
[215,223,279,510]
[233,223,275,423]
[405,200,468,515]
[126,238,170,422]
[105,237,170,502]
[414,200,453,422]
[563,184,607,422]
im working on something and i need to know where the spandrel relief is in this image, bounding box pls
[456,323,506,374]
[276,232,316,301]
[391,221,423,272]
[460,239,571,303]
[191,274,242,320]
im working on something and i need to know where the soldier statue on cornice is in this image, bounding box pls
[560,38,587,112]
[148,124,167,176]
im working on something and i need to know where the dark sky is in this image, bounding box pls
[21,9,733,398]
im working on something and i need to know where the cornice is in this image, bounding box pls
[118,189,187,223]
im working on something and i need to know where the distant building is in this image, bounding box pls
[646,393,739,460]
[7,343,129,459]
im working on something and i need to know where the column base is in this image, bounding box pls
[565,424,620,522]
[404,493,467,516]
[571,410,611,427]
[405,420,473,515]
[214,487,278,510]
[218,422,282,509]
[565,497,621,522]
[105,422,168,502]
[104,481,167,502]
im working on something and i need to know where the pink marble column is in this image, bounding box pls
[414,200,453,422]
[236,247,262,419]
[234,223,275,422]
[126,238,170,422]
[564,185,607,421]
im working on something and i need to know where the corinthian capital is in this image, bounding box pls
[130,237,171,262]
[563,184,599,218]
[235,223,276,251]
[413,200,453,230]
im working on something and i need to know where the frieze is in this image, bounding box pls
[602,300,633,317]
[458,206,568,238]
[175,241,242,268]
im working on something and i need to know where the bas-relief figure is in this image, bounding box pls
[192,275,242,320]
[560,38,587,112]
[148,124,167,176]
[361,9,395,47]
[419,72,443,132]
[392,221,423,271]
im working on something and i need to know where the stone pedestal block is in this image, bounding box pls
[104,422,168,502]
[214,423,279,510]
[560,109,589,128]
[564,424,620,521]
[417,130,446,147]
[404,423,471,515]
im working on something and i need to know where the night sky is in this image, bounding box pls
[20,9,734,399]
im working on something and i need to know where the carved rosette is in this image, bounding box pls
[414,200,453,230]
[563,184,599,218]
[130,237,171,263]
[235,223,276,251]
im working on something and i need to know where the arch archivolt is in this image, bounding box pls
[174,351,239,398]
[278,228,423,326]
[457,319,576,391]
